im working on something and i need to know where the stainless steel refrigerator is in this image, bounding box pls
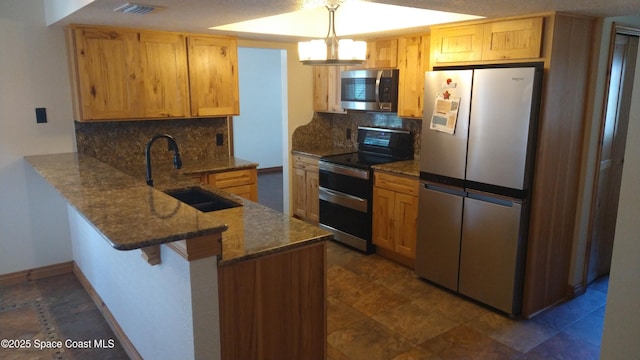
[416,64,542,315]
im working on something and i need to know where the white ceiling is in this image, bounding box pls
[49,0,640,41]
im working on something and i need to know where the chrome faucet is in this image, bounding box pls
[145,134,182,187]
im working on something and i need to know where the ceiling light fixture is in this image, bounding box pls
[298,4,366,66]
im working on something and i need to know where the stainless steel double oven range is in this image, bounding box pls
[318,126,413,253]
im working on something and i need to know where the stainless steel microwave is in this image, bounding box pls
[341,69,399,112]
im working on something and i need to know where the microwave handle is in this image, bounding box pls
[375,70,383,107]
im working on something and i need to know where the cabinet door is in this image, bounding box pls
[313,66,346,113]
[431,24,484,64]
[306,170,320,223]
[481,17,543,61]
[293,167,307,219]
[397,34,430,118]
[394,193,418,259]
[188,36,239,116]
[138,32,189,118]
[372,187,395,251]
[73,27,138,120]
[363,39,398,68]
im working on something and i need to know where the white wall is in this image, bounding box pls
[234,47,285,169]
[44,0,94,25]
[0,1,75,275]
[68,204,220,359]
[600,26,640,358]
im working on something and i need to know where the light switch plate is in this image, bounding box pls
[35,107,47,123]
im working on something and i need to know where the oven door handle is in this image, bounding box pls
[319,161,370,180]
[319,187,368,213]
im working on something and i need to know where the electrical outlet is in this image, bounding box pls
[346,128,351,139]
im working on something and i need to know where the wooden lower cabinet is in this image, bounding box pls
[372,171,419,268]
[218,242,327,360]
[292,154,319,224]
[199,168,258,202]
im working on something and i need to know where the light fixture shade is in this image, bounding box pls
[298,4,367,66]
[338,39,367,61]
[298,39,328,61]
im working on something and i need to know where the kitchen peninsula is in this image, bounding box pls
[25,152,331,360]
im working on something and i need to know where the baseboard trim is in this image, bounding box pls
[567,282,587,299]
[257,166,283,174]
[0,261,73,286]
[73,263,142,360]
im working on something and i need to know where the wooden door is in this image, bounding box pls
[397,34,430,118]
[306,170,320,223]
[187,36,239,116]
[372,187,395,251]
[430,24,483,64]
[292,167,307,219]
[313,66,346,113]
[363,39,398,68]
[73,27,137,120]
[587,31,639,283]
[481,17,543,61]
[137,32,189,118]
[394,193,418,259]
[313,66,329,111]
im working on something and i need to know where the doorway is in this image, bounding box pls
[233,47,288,212]
[586,25,639,284]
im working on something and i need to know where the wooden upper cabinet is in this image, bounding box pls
[481,17,543,61]
[397,34,430,119]
[431,24,484,64]
[137,32,190,118]
[431,17,543,65]
[68,25,239,121]
[313,66,346,113]
[362,39,398,68]
[187,36,240,117]
[72,27,138,120]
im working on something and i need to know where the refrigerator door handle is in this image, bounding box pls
[466,188,521,207]
[423,182,467,197]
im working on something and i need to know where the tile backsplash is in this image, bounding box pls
[292,111,422,158]
[75,118,229,170]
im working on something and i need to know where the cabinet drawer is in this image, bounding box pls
[293,155,319,171]
[223,184,253,199]
[207,169,256,188]
[375,172,419,196]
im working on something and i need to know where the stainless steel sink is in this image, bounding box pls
[164,186,241,212]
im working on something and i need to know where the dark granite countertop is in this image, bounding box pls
[372,159,420,177]
[179,156,258,175]
[25,153,331,265]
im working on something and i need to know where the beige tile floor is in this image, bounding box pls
[326,240,607,360]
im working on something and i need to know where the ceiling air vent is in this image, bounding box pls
[113,3,158,15]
